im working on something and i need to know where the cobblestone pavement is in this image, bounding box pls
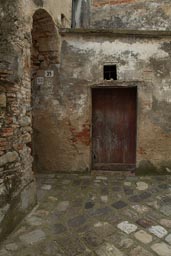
[1,174,171,256]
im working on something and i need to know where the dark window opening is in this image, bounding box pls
[104,65,117,80]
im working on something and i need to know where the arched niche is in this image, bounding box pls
[31,9,60,172]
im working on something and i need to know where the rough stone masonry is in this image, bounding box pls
[0,0,71,241]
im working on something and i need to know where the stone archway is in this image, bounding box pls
[31,9,60,172]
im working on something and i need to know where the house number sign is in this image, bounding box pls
[45,70,54,77]
[36,77,44,85]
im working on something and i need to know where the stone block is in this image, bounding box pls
[165,234,171,245]
[0,93,6,107]
[130,246,153,256]
[136,182,148,190]
[0,151,18,167]
[5,243,18,251]
[19,229,46,244]
[160,219,171,228]
[151,242,171,256]
[117,221,137,234]
[56,201,69,211]
[19,116,31,127]
[148,225,168,238]
[134,230,153,244]
[95,242,123,256]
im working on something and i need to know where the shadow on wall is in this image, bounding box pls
[31,9,60,173]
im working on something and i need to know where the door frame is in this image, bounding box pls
[91,84,138,172]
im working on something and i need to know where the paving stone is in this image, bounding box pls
[95,242,123,256]
[123,209,139,220]
[26,216,42,226]
[148,225,168,238]
[129,195,141,203]
[101,187,108,195]
[112,200,127,209]
[82,230,104,248]
[85,202,95,209]
[19,229,46,244]
[54,224,67,234]
[161,196,171,204]
[124,182,132,186]
[119,238,134,249]
[136,218,154,228]
[34,209,49,217]
[131,204,149,213]
[62,180,71,185]
[5,243,18,251]
[134,230,153,244]
[68,215,87,228]
[138,192,151,200]
[151,242,171,256]
[112,186,122,192]
[149,187,160,193]
[0,249,10,256]
[88,207,112,217]
[39,240,65,256]
[94,221,107,228]
[165,233,171,245]
[146,200,160,209]
[72,200,83,207]
[93,222,115,237]
[126,176,139,181]
[41,184,52,190]
[160,205,171,216]
[146,211,162,222]
[56,201,69,211]
[96,176,107,180]
[117,221,137,234]
[106,233,134,249]
[129,245,153,256]
[158,184,169,190]
[124,187,133,195]
[77,251,94,256]
[48,196,58,201]
[160,219,171,228]
[82,180,91,187]
[58,235,86,256]
[73,179,81,185]
[136,182,148,191]
[101,195,108,203]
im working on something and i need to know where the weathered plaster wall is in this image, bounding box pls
[72,0,90,28]
[23,0,72,28]
[91,0,171,30]
[59,32,171,174]
[0,0,72,241]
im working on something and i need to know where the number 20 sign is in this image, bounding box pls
[45,70,54,78]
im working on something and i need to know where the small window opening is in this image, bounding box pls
[104,65,117,80]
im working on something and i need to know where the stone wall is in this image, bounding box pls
[90,0,171,30]
[0,0,72,241]
[59,30,171,174]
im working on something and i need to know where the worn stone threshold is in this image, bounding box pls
[91,170,135,176]
[60,28,171,38]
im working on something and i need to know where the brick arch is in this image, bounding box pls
[31,8,60,172]
[31,8,60,71]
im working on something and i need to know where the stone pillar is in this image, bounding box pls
[0,0,36,241]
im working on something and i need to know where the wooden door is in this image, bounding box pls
[92,87,137,171]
